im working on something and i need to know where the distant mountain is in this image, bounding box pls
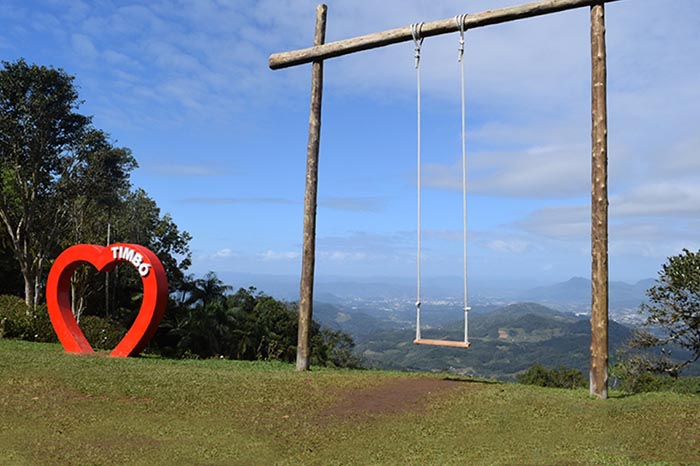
[313,301,391,337]
[519,277,654,311]
[355,302,634,380]
[215,273,654,313]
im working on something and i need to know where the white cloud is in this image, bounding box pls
[71,33,97,59]
[213,248,237,259]
[259,250,300,261]
[612,182,700,218]
[319,251,368,261]
[423,143,589,198]
[517,205,589,239]
[485,239,530,254]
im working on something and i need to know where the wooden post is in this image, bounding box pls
[296,4,327,371]
[590,1,609,399]
[269,0,624,70]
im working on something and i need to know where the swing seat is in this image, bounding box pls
[413,338,470,349]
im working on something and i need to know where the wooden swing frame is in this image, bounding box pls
[269,0,620,399]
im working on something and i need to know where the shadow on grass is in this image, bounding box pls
[441,375,503,385]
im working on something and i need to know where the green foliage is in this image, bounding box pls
[77,316,127,351]
[0,58,191,312]
[0,59,92,307]
[516,363,587,389]
[627,249,700,377]
[0,295,56,342]
[2,266,357,368]
[154,276,361,368]
[312,327,362,369]
[611,354,700,394]
[0,295,32,339]
[611,355,664,393]
[30,304,57,343]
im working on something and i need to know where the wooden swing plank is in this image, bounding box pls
[413,339,470,349]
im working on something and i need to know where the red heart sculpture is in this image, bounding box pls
[46,243,168,357]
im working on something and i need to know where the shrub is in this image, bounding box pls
[0,295,33,340]
[0,295,59,343]
[76,316,127,351]
[611,356,700,394]
[517,363,587,389]
[31,304,58,343]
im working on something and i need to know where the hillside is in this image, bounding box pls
[1,339,698,465]
[331,302,634,379]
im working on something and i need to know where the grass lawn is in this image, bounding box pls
[1,339,698,465]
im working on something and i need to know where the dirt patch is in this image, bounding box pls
[318,378,468,424]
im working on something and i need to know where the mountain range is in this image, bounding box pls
[316,301,635,379]
[219,273,655,312]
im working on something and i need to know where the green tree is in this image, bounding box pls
[631,249,700,377]
[114,189,192,287]
[153,279,360,367]
[0,59,91,307]
[0,58,192,319]
[60,129,137,321]
[186,271,231,310]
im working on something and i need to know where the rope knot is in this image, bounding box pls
[455,13,468,62]
[410,22,425,69]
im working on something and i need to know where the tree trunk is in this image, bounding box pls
[23,274,34,310]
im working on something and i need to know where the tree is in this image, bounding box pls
[0,59,91,307]
[631,249,700,377]
[152,278,361,367]
[60,129,137,321]
[76,188,192,326]
[114,189,192,288]
[186,271,231,310]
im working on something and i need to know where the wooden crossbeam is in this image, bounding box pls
[269,0,624,70]
[414,339,470,349]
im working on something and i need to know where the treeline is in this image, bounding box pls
[0,58,359,368]
[0,278,360,368]
[155,274,359,367]
[0,58,191,309]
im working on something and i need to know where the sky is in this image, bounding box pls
[1,0,699,288]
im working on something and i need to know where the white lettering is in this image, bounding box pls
[111,245,152,277]
[138,263,152,277]
[122,247,135,263]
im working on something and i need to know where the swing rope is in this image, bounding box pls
[413,15,471,349]
[411,22,424,342]
[456,13,471,345]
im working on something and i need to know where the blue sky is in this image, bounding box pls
[2,0,699,286]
